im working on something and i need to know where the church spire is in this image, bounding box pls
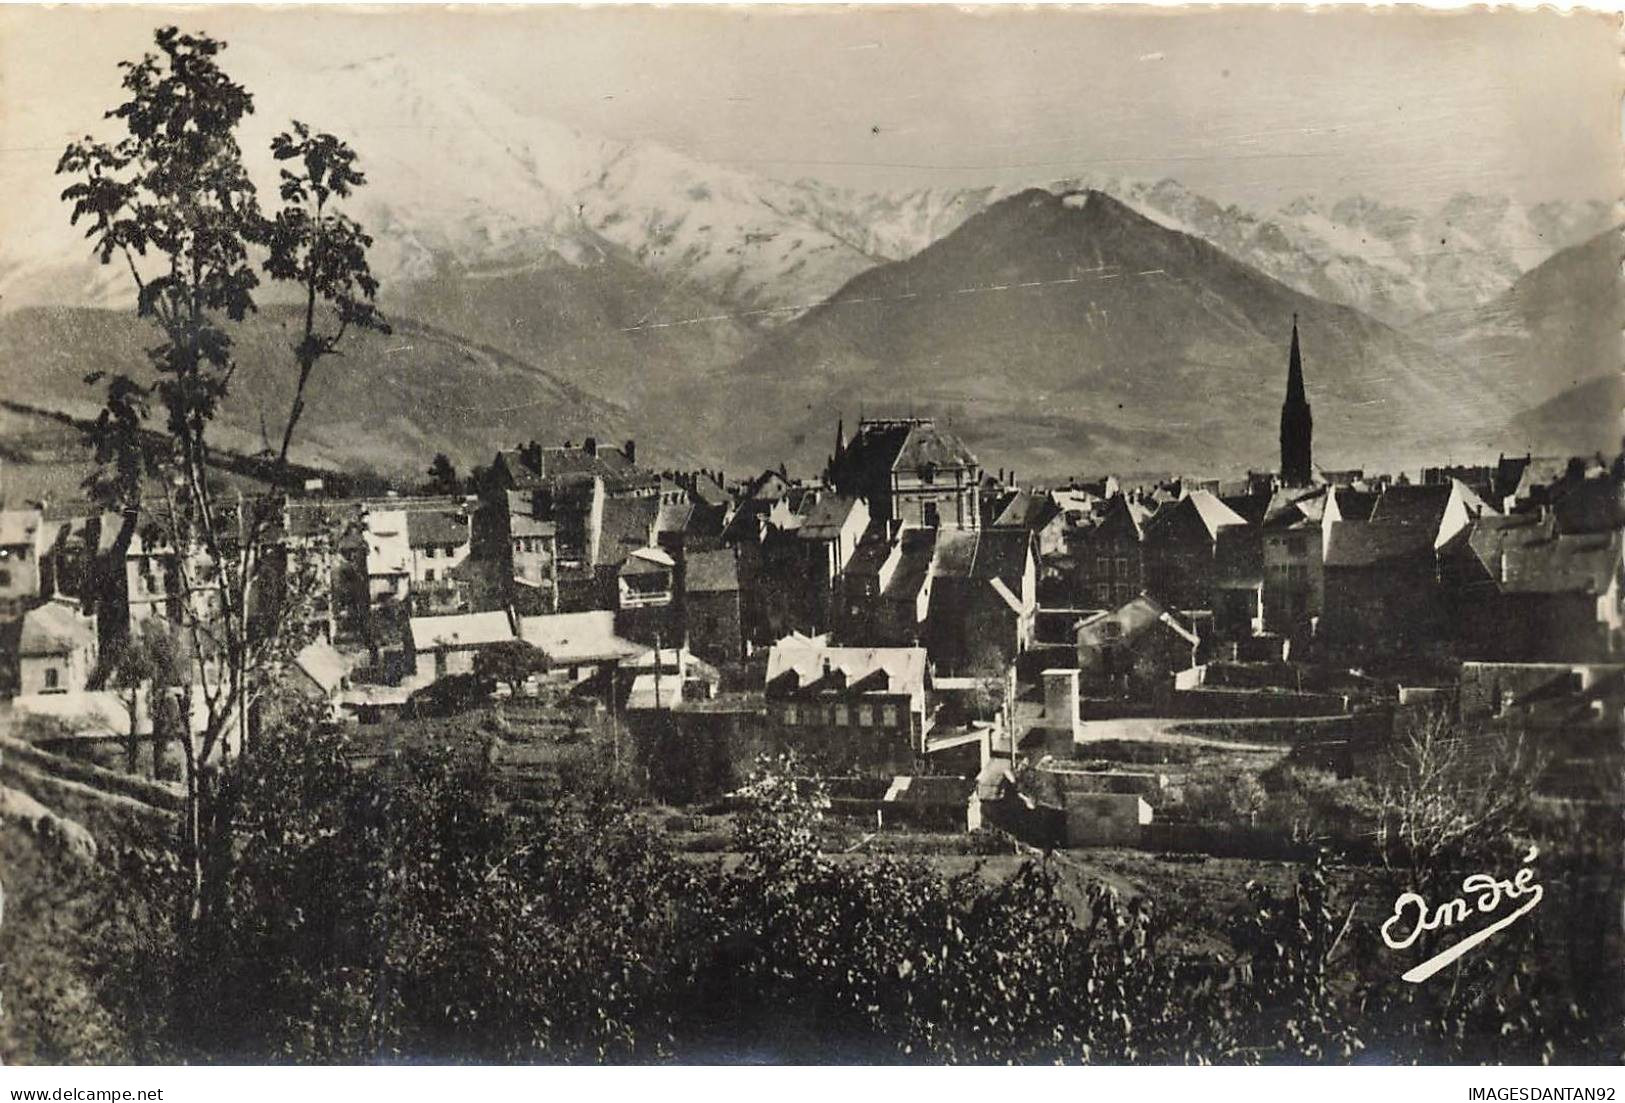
[1285,314,1306,405]
[1279,314,1314,487]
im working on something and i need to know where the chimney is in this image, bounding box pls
[1041,669,1081,751]
[583,437,597,457]
[624,439,636,465]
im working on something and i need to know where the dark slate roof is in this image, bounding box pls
[895,422,979,472]
[541,442,653,489]
[1370,483,1453,528]
[1330,487,1379,523]
[798,494,863,540]
[1323,521,1434,568]
[721,498,773,545]
[405,510,469,548]
[685,548,740,593]
[993,490,1061,531]
[1263,486,1325,530]
[883,529,938,601]
[930,529,980,578]
[689,475,732,510]
[1496,530,1620,595]
[1143,491,1247,543]
[656,499,694,536]
[596,496,660,568]
[1220,491,1273,526]
[284,500,365,540]
[1093,495,1152,542]
[1550,475,1625,536]
[844,538,894,580]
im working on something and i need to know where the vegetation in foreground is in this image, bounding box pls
[8,702,1618,1066]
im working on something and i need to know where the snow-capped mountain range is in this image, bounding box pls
[3,53,1612,330]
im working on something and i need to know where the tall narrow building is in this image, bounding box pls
[1279,315,1313,487]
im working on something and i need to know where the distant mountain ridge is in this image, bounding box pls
[789,177,1614,327]
[2,52,1608,335]
[697,189,1523,479]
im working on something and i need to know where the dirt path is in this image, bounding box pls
[1073,716,1279,752]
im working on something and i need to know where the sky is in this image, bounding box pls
[1,5,1620,214]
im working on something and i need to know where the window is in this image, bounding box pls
[858,705,874,727]
[1096,583,1111,603]
[425,569,436,582]
[1115,583,1132,602]
[1096,556,1109,574]
[1286,536,1307,557]
[783,704,799,726]
[834,704,849,726]
[923,501,940,528]
[882,705,898,727]
[1115,557,1128,574]
[43,667,60,690]
[0,569,10,587]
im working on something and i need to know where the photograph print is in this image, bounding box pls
[0,3,1621,1067]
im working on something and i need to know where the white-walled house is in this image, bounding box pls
[18,595,98,695]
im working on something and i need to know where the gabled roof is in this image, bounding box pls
[765,639,928,699]
[688,474,732,510]
[1263,486,1325,529]
[1220,491,1273,526]
[993,490,1062,531]
[930,527,1032,588]
[684,548,740,593]
[1144,490,1248,543]
[518,610,642,664]
[620,546,675,575]
[1327,486,1379,523]
[895,421,979,472]
[1076,594,1199,649]
[656,498,694,536]
[797,494,865,540]
[1323,520,1434,568]
[19,599,96,656]
[409,611,514,652]
[1092,494,1153,542]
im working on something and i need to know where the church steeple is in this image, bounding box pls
[1279,314,1313,487]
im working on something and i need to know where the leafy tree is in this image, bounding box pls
[472,639,550,698]
[92,619,186,774]
[263,120,389,465]
[56,26,384,927]
[426,453,459,495]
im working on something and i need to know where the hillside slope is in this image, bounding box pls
[1408,226,1623,411]
[0,304,677,481]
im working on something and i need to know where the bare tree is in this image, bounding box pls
[1375,706,1546,885]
